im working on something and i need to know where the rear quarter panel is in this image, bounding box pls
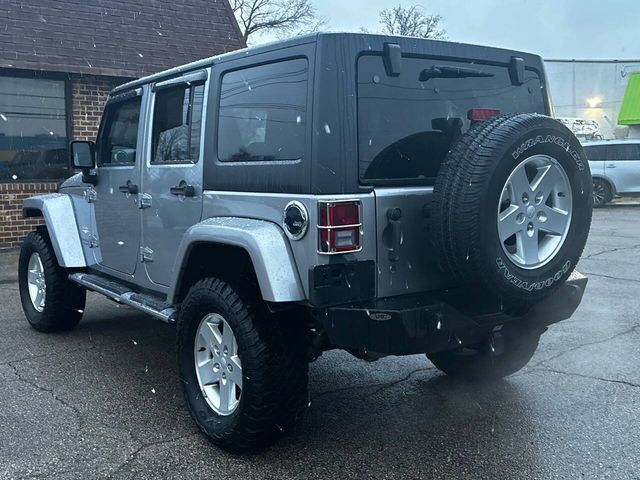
[200,191,377,300]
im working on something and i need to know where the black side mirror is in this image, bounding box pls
[69,140,97,185]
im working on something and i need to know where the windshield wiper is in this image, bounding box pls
[419,65,494,82]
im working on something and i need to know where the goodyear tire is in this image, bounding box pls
[431,114,592,304]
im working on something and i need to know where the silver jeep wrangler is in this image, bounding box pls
[18,33,592,452]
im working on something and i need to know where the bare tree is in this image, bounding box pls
[229,0,322,44]
[379,4,446,39]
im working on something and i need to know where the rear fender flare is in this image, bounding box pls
[168,217,305,304]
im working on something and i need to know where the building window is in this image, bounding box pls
[218,58,308,162]
[151,83,205,164]
[0,74,69,181]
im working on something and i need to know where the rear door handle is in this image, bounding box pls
[118,181,138,194]
[170,181,196,197]
[606,163,617,168]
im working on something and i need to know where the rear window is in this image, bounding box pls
[357,55,546,183]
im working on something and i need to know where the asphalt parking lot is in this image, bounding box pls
[1,202,639,480]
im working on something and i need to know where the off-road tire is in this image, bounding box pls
[18,228,86,332]
[427,327,542,382]
[592,178,613,208]
[431,114,592,305]
[177,277,308,452]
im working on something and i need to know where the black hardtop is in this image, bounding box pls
[110,32,545,96]
[105,32,549,196]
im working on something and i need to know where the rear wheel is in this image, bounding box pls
[18,228,86,332]
[427,327,542,382]
[177,277,308,452]
[592,178,613,207]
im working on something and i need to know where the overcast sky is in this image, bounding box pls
[298,0,640,59]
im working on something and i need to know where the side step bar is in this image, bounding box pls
[69,272,177,324]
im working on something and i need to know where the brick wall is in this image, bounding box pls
[0,183,58,249]
[71,74,122,142]
[0,74,124,250]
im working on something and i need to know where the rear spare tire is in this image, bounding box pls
[431,114,592,304]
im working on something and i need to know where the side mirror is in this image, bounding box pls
[69,140,97,185]
[70,140,96,169]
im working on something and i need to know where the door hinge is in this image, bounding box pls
[88,234,99,248]
[84,187,97,203]
[138,193,152,209]
[139,246,154,263]
[80,227,99,248]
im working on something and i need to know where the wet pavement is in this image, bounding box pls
[1,205,639,479]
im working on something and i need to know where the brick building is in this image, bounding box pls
[0,0,244,248]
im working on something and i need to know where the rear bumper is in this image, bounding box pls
[320,272,587,356]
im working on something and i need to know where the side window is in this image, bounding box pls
[218,58,308,162]
[584,145,606,160]
[609,144,640,161]
[99,96,142,166]
[151,83,205,164]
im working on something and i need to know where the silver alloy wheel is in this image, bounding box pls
[194,313,242,416]
[27,252,46,312]
[592,181,606,206]
[497,155,573,270]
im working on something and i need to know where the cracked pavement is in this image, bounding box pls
[1,206,640,479]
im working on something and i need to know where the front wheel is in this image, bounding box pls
[18,228,86,332]
[427,327,542,382]
[177,277,308,452]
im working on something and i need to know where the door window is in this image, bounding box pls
[151,83,205,164]
[98,96,142,166]
[584,145,606,160]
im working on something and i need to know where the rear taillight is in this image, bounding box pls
[468,108,501,123]
[318,200,362,254]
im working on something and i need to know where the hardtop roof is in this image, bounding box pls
[111,34,319,94]
[111,32,544,95]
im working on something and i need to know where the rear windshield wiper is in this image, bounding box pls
[419,65,494,82]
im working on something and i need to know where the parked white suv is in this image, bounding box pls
[584,140,640,207]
